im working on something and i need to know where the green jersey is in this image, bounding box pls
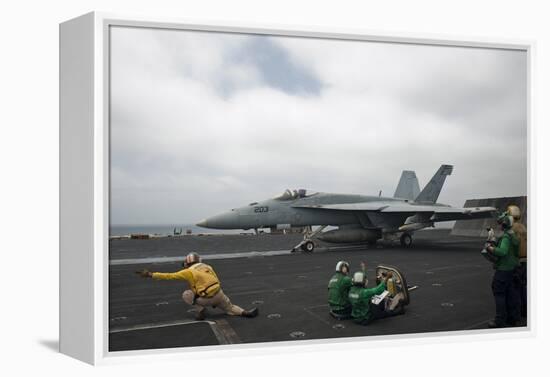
[348,282,386,323]
[327,272,353,311]
[493,231,520,271]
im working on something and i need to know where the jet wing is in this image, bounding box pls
[292,202,496,221]
[291,202,389,211]
[380,205,496,214]
[425,206,497,221]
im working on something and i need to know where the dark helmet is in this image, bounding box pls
[335,261,350,274]
[183,252,201,267]
[497,212,513,230]
[352,271,367,287]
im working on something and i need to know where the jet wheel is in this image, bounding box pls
[400,233,413,248]
[302,241,315,252]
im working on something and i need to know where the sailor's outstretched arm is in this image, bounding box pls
[136,269,191,281]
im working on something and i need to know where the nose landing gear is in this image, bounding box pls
[291,226,327,253]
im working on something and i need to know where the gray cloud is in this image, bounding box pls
[230,37,322,96]
[109,27,527,225]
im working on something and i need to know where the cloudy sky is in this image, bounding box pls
[110,26,527,226]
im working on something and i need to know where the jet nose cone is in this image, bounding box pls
[196,219,208,228]
[195,210,240,229]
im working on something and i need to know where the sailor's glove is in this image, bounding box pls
[136,269,152,278]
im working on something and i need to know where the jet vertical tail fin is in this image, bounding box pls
[394,170,420,200]
[415,164,453,203]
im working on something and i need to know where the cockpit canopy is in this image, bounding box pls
[273,188,317,201]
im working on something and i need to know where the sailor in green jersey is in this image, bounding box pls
[348,271,403,325]
[486,213,521,328]
[328,261,353,319]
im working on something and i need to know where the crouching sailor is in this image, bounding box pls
[328,261,353,319]
[137,252,259,320]
[348,271,404,325]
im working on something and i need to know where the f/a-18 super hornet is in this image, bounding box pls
[196,165,496,252]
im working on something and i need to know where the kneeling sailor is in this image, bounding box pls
[328,261,353,319]
[137,252,258,320]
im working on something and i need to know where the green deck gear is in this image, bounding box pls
[348,281,386,323]
[328,272,353,312]
[493,231,520,271]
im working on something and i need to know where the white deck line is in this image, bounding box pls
[110,249,292,266]
[109,319,240,345]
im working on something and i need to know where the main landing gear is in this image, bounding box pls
[302,240,315,252]
[400,232,413,248]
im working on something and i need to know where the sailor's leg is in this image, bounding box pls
[211,290,245,316]
[329,306,352,320]
[491,271,508,327]
[370,301,390,321]
[506,270,521,325]
[519,262,527,317]
[182,290,206,317]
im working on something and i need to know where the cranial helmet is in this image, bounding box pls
[352,271,367,287]
[184,252,201,267]
[506,205,522,221]
[497,212,513,230]
[335,261,350,273]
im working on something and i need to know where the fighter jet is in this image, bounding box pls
[196,165,496,252]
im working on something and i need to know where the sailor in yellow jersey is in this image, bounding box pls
[507,205,527,318]
[137,252,258,320]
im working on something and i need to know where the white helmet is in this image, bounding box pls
[497,212,514,230]
[183,252,201,267]
[335,261,350,274]
[352,271,367,287]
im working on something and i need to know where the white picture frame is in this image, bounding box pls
[60,11,534,365]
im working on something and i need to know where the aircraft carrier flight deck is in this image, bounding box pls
[109,229,526,352]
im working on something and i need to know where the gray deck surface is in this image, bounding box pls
[109,229,527,352]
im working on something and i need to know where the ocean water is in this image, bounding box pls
[109,224,248,237]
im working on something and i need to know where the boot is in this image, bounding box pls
[242,307,259,318]
[195,309,206,321]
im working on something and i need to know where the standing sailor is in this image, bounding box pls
[486,213,521,328]
[507,205,527,317]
